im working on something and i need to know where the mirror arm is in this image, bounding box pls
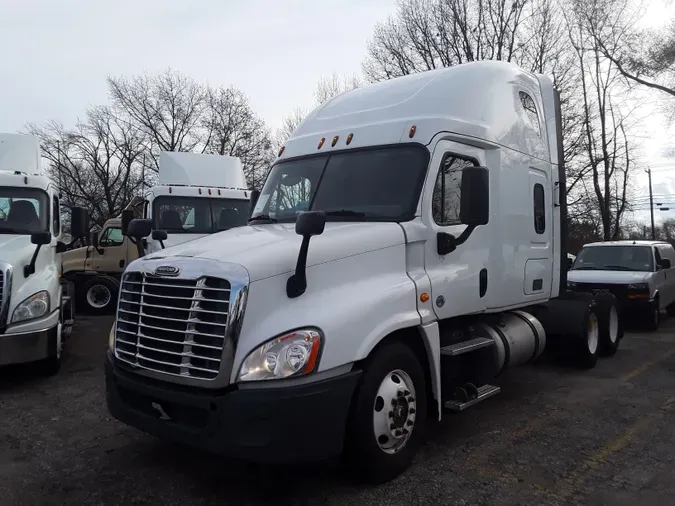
[286,235,311,298]
[24,244,43,278]
[454,225,476,246]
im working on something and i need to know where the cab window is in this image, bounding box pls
[99,227,124,247]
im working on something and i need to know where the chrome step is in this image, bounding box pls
[440,337,494,356]
[444,384,501,412]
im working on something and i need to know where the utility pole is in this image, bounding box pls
[646,168,656,240]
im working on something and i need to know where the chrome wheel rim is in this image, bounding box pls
[608,306,619,343]
[587,313,599,355]
[87,285,111,309]
[373,369,417,455]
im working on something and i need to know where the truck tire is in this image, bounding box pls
[343,341,427,484]
[644,297,660,332]
[83,276,120,315]
[590,293,623,357]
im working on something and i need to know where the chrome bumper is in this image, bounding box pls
[0,326,57,366]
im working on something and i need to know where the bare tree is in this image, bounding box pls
[25,106,147,228]
[583,0,675,102]
[106,69,209,168]
[202,86,274,189]
[567,1,637,240]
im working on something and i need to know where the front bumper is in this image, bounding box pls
[105,351,361,464]
[0,325,58,366]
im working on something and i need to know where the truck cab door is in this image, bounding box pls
[91,226,126,273]
[422,140,489,319]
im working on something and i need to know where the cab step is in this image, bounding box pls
[440,337,494,356]
[444,384,501,412]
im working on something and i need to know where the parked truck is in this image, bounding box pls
[105,61,624,483]
[0,133,88,376]
[62,152,252,314]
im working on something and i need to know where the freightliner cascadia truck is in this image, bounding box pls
[104,61,623,483]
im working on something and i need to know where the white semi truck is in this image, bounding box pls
[105,61,623,483]
[62,151,252,313]
[0,133,88,375]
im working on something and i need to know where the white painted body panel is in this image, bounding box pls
[158,151,246,189]
[0,134,42,174]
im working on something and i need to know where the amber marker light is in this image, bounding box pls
[318,137,325,149]
[409,125,417,138]
[346,133,354,145]
[332,135,339,147]
[420,293,430,303]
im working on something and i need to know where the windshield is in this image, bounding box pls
[572,245,654,272]
[0,187,49,235]
[152,196,250,234]
[250,145,429,223]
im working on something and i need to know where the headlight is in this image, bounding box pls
[109,322,116,350]
[627,283,649,291]
[237,328,322,382]
[11,291,50,323]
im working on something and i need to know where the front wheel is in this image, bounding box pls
[343,341,427,484]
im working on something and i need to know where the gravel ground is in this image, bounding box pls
[1,314,675,505]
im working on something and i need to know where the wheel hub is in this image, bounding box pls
[373,370,417,454]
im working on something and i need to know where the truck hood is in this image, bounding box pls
[0,234,37,270]
[143,222,406,282]
[567,269,650,285]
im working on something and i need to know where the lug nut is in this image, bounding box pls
[388,411,394,418]
[402,429,409,435]
[407,420,413,426]
[408,397,415,403]
[404,390,410,396]
[395,430,402,437]
[391,399,397,406]
[409,408,416,414]
[397,391,404,397]
[390,423,396,430]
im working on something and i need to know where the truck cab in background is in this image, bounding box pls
[0,133,88,376]
[62,152,252,314]
[105,61,625,484]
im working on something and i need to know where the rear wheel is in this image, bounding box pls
[575,308,600,369]
[83,276,120,314]
[343,341,427,484]
[592,293,623,357]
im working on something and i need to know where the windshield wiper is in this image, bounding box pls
[572,266,597,270]
[325,210,368,218]
[602,265,634,271]
[248,214,277,224]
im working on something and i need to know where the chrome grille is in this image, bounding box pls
[114,271,231,380]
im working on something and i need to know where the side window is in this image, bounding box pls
[432,154,478,226]
[654,247,663,270]
[519,91,541,138]
[99,227,124,247]
[533,184,545,234]
[52,196,60,236]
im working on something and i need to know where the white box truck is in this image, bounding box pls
[61,152,252,314]
[0,133,88,375]
[105,61,623,483]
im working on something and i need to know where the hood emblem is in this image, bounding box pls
[155,265,180,277]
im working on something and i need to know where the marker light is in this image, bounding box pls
[318,137,325,149]
[346,133,354,145]
[278,146,285,156]
[409,125,417,138]
[332,136,339,147]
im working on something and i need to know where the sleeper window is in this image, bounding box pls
[533,183,545,234]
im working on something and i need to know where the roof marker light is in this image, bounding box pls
[169,187,172,193]
[199,188,202,195]
[208,188,212,195]
[346,133,353,145]
[318,137,325,149]
[278,146,285,157]
[23,176,28,184]
[409,125,417,138]
[218,189,221,195]
[332,135,339,147]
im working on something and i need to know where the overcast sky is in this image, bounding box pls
[1,0,673,226]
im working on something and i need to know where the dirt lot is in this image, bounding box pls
[1,314,675,506]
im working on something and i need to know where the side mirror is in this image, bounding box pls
[287,211,327,298]
[91,231,99,249]
[152,230,168,241]
[250,189,260,215]
[661,258,671,269]
[70,206,89,239]
[459,167,489,227]
[121,209,134,237]
[296,210,326,237]
[127,218,153,239]
[567,257,574,270]
[30,231,51,245]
